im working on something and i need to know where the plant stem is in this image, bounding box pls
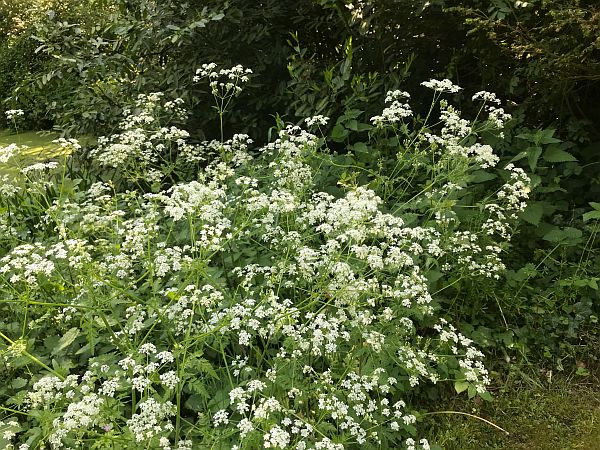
[423,410,509,435]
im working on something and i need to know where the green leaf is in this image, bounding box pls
[346,119,359,131]
[583,210,600,221]
[520,202,544,226]
[543,147,577,163]
[583,202,600,221]
[538,128,561,145]
[11,377,27,389]
[52,327,80,355]
[509,151,527,163]
[479,391,493,402]
[331,124,348,142]
[527,146,542,171]
[469,170,497,183]
[543,227,583,244]
[351,142,369,154]
[185,393,206,411]
[193,358,219,379]
[356,123,373,132]
[454,380,469,394]
[468,384,477,399]
[426,270,443,283]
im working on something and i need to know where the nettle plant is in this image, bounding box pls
[0,67,529,449]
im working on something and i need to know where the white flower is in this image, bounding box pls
[238,418,254,437]
[472,91,501,104]
[263,425,290,448]
[421,78,462,93]
[139,343,157,355]
[305,115,329,127]
[385,90,410,102]
[21,161,59,174]
[371,92,413,127]
[213,409,229,426]
[160,371,179,389]
[126,399,175,443]
[5,109,24,120]
[0,143,20,163]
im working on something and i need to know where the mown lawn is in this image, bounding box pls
[0,129,95,173]
[0,129,60,157]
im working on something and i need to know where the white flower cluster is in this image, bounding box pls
[467,143,499,168]
[90,93,193,184]
[21,161,59,174]
[0,143,22,163]
[178,133,253,164]
[0,419,26,449]
[472,90,501,104]
[486,104,512,128]
[446,231,506,279]
[421,78,462,93]
[439,103,472,141]
[304,115,330,127]
[193,63,252,97]
[483,164,531,238]
[5,109,24,120]
[27,375,80,408]
[0,240,91,287]
[371,90,413,127]
[163,97,188,121]
[126,398,176,443]
[435,319,490,390]
[49,394,104,448]
[19,347,181,448]
[53,137,82,151]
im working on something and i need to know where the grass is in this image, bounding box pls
[0,129,62,158]
[427,365,600,449]
[0,129,96,175]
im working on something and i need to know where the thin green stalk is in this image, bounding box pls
[0,330,65,380]
[423,410,509,435]
[0,405,32,416]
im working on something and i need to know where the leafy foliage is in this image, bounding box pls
[445,0,600,138]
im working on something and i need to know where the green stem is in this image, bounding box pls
[0,405,32,416]
[0,330,64,380]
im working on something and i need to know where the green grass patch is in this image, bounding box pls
[0,129,61,158]
[0,130,96,176]
[427,368,600,449]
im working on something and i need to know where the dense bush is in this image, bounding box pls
[445,0,600,136]
[1,0,468,138]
